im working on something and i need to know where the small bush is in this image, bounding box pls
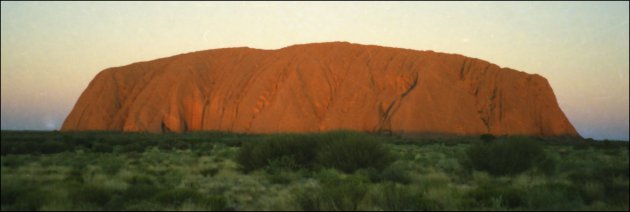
[316,133,394,173]
[468,182,523,208]
[376,182,438,211]
[99,157,125,175]
[123,184,162,202]
[70,185,114,206]
[523,182,583,210]
[480,134,496,142]
[200,167,219,177]
[295,186,323,211]
[237,134,318,173]
[265,155,300,173]
[203,195,228,211]
[295,173,370,211]
[92,142,113,153]
[153,188,202,207]
[569,164,629,205]
[378,163,412,184]
[65,167,85,183]
[1,182,40,208]
[38,140,69,154]
[323,174,370,210]
[463,137,547,176]
[12,189,48,211]
[237,131,395,173]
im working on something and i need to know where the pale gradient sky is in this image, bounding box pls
[1,2,628,140]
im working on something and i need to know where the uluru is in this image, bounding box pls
[61,42,579,137]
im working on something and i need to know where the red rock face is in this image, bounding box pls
[61,42,579,137]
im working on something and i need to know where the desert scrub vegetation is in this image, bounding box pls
[462,136,552,176]
[237,131,395,173]
[1,131,628,211]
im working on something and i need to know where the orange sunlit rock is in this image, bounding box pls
[61,42,579,137]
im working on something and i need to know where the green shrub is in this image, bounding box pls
[118,141,148,153]
[480,134,496,142]
[123,184,162,202]
[523,182,583,210]
[237,134,318,173]
[153,188,202,207]
[463,137,547,176]
[265,155,300,173]
[125,174,155,186]
[1,182,37,206]
[381,163,411,184]
[65,167,85,183]
[11,189,48,211]
[468,182,523,208]
[203,195,228,211]
[0,155,27,168]
[200,167,219,177]
[323,174,370,210]
[569,164,629,205]
[316,133,394,173]
[70,185,114,206]
[266,170,302,185]
[38,140,69,154]
[99,157,125,175]
[92,142,113,153]
[295,173,370,211]
[375,182,437,211]
[237,131,394,173]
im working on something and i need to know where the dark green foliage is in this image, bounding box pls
[361,163,412,184]
[70,185,114,206]
[295,173,370,211]
[265,155,301,173]
[91,142,113,153]
[569,164,629,205]
[200,167,219,177]
[0,155,27,168]
[463,137,548,176]
[376,182,438,211]
[237,134,319,173]
[1,181,50,211]
[266,170,301,185]
[322,174,369,211]
[204,195,228,211]
[295,186,323,211]
[65,166,85,183]
[1,131,628,211]
[38,140,68,154]
[524,182,583,210]
[316,133,394,173]
[99,157,125,175]
[1,182,31,206]
[152,188,226,209]
[480,134,496,142]
[11,189,47,211]
[534,153,557,175]
[123,184,162,202]
[0,130,255,156]
[153,188,202,206]
[125,174,155,186]
[237,131,395,173]
[468,182,523,208]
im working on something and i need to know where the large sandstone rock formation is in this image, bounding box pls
[61,42,579,136]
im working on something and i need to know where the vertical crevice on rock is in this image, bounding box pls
[160,121,171,133]
[377,73,419,134]
[459,58,468,80]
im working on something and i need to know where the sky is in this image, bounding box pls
[1,2,628,140]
